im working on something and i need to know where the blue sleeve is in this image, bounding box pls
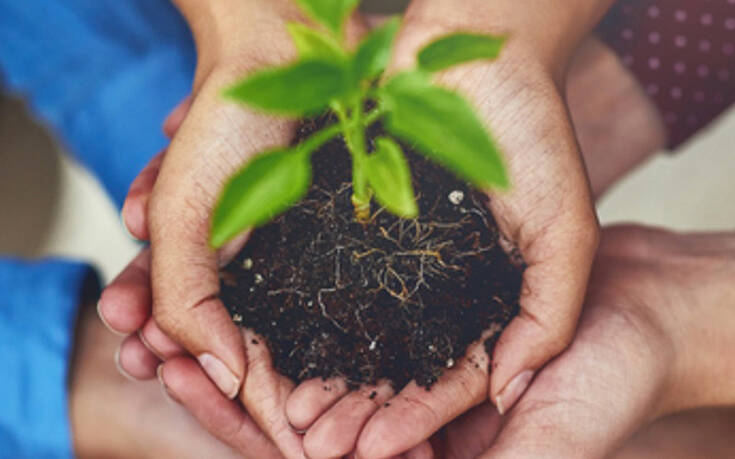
[0,259,98,459]
[0,0,196,207]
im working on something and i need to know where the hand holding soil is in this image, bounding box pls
[102,1,601,457]
[395,225,735,458]
[96,1,674,458]
[272,6,601,456]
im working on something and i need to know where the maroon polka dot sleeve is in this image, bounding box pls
[597,0,735,149]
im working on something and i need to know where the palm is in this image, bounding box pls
[433,228,675,458]
[282,22,598,456]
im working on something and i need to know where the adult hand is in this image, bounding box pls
[431,225,735,458]
[100,26,666,459]
[74,281,280,458]
[96,2,430,457]
[99,1,337,457]
[285,1,607,455]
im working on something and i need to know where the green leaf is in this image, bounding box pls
[380,72,508,188]
[295,0,359,34]
[224,60,348,115]
[352,16,400,83]
[287,23,345,61]
[365,137,418,218]
[210,149,312,248]
[418,33,506,73]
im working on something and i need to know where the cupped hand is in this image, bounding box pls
[377,225,735,459]
[74,286,280,459]
[100,1,314,456]
[96,2,433,457]
[284,4,600,457]
[100,24,668,459]
[433,225,735,459]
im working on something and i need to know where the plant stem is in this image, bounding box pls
[334,100,372,222]
[295,106,382,158]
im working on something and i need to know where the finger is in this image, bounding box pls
[440,403,502,459]
[98,249,152,335]
[480,334,643,459]
[488,213,599,414]
[286,377,349,431]
[122,151,166,241]
[356,339,490,459]
[163,96,193,139]
[405,440,435,459]
[304,382,394,459]
[160,355,282,459]
[116,333,160,380]
[139,317,186,360]
[240,329,304,459]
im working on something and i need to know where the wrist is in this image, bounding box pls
[402,0,616,82]
[652,238,735,416]
[172,0,302,77]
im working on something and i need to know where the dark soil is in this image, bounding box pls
[220,114,524,390]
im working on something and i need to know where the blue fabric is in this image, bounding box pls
[0,1,198,457]
[0,259,97,459]
[0,0,196,208]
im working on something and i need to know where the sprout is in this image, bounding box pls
[210,0,508,248]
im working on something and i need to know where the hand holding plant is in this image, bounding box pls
[272,2,600,457]
[101,0,604,457]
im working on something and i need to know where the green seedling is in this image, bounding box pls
[210,0,508,248]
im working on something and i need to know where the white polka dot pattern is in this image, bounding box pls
[598,0,734,148]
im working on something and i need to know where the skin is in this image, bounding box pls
[99,23,670,459]
[97,0,679,456]
[432,225,735,458]
[71,290,279,458]
[82,226,735,459]
[116,1,608,454]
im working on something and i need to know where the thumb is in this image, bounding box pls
[147,70,294,399]
[489,216,599,414]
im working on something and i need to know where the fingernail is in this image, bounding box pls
[137,329,163,360]
[114,345,139,382]
[97,301,125,336]
[198,353,241,399]
[495,370,534,415]
[289,422,307,435]
[120,211,142,243]
[157,364,182,405]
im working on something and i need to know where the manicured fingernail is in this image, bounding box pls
[157,365,182,405]
[97,301,125,336]
[114,345,139,382]
[198,353,241,399]
[495,370,534,415]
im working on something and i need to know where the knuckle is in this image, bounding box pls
[546,326,574,356]
[152,305,180,334]
[400,393,441,427]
